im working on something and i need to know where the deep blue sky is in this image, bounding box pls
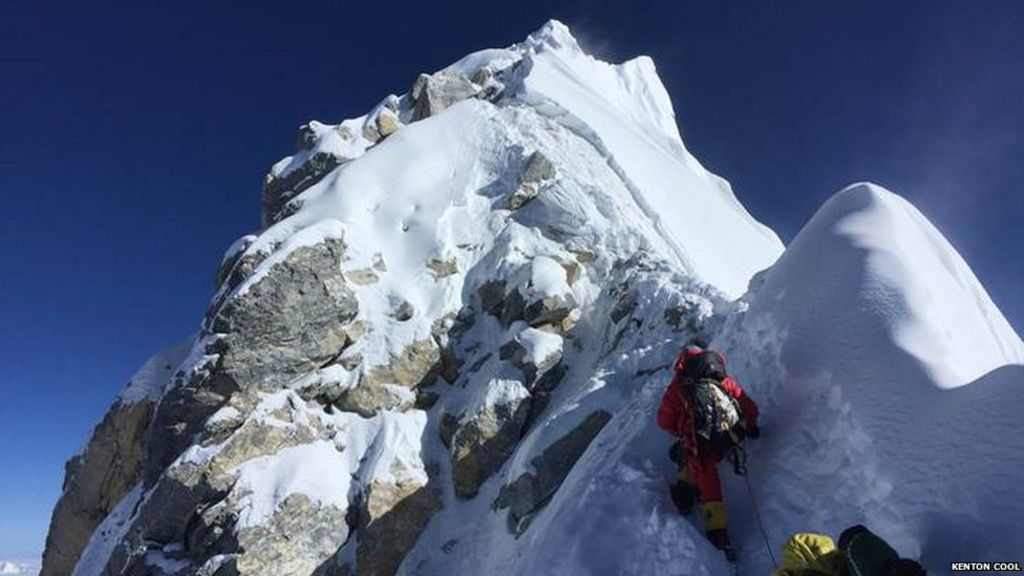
[2,0,1021,560]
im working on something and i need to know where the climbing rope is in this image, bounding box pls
[743,462,779,568]
[729,443,748,476]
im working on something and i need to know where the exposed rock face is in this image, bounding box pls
[262,152,344,227]
[356,478,441,576]
[40,400,153,576]
[507,183,538,210]
[410,69,478,121]
[235,495,348,576]
[360,338,441,390]
[508,152,555,209]
[333,338,440,417]
[146,236,358,484]
[376,110,399,138]
[520,151,556,184]
[337,382,415,417]
[211,237,358,392]
[345,268,380,285]
[495,410,612,532]
[450,378,532,499]
[476,280,507,317]
[426,258,458,279]
[476,263,578,332]
[100,400,329,575]
[215,235,258,289]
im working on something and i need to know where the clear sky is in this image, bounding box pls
[1,0,1021,561]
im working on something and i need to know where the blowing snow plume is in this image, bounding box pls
[43,20,1022,576]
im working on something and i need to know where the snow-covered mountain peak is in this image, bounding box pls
[720,182,1024,561]
[754,180,1023,389]
[44,21,1024,576]
[521,19,583,55]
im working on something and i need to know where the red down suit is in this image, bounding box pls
[656,349,759,503]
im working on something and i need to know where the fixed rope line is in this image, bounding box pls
[742,457,778,568]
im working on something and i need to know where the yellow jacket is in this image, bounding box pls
[772,533,842,576]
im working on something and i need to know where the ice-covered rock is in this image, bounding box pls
[499,323,564,388]
[520,256,577,328]
[214,234,258,289]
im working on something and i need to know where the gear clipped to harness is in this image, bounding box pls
[679,351,745,445]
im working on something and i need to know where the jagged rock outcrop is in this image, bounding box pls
[211,237,357,390]
[508,151,556,210]
[495,410,612,533]
[520,257,577,329]
[235,494,348,576]
[450,376,532,499]
[355,477,442,576]
[410,69,478,121]
[102,395,333,575]
[146,235,358,484]
[262,152,344,227]
[40,400,154,576]
[333,338,441,417]
[215,235,258,289]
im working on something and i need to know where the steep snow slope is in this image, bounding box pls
[719,183,1024,572]
[515,22,782,297]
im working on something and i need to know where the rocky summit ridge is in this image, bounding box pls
[44,19,786,576]
[42,17,1024,576]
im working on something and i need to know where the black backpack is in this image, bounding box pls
[683,350,727,381]
[680,351,743,445]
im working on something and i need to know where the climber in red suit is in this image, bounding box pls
[657,344,760,559]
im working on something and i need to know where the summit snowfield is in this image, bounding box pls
[43,20,1022,576]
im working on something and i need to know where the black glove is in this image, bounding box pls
[745,425,760,440]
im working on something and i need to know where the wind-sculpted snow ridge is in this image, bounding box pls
[42,18,1022,576]
[717,182,1024,573]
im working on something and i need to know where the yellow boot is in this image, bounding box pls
[703,501,736,561]
[702,500,728,531]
